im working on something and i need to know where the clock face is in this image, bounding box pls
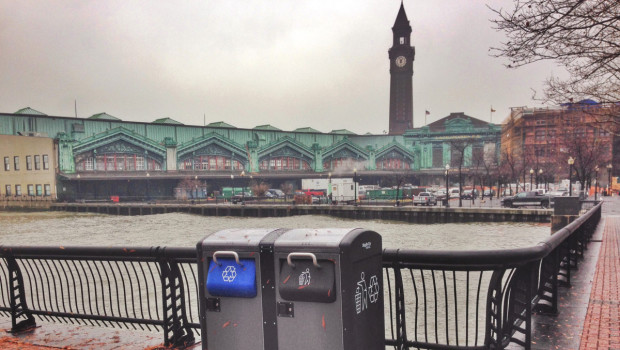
[395,56,407,67]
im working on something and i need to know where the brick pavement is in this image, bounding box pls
[579,216,620,350]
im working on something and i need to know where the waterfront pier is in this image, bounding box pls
[49,202,552,224]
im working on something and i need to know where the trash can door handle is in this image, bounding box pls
[213,251,243,266]
[286,252,320,268]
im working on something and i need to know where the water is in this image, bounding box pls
[0,211,550,249]
[0,211,550,347]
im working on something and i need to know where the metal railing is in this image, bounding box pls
[0,202,602,349]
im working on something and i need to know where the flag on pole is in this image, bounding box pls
[490,107,496,113]
[425,110,430,115]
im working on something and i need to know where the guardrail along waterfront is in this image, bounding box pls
[1,202,602,349]
[50,202,552,224]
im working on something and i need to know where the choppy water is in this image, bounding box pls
[0,211,550,250]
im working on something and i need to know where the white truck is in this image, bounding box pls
[301,177,359,204]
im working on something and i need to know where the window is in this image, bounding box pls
[535,130,546,141]
[44,184,51,196]
[5,185,10,196]
[34,155,41,170]
[15,185,21,196]
[36,184,42,196]
[26,156,32,170]
[27,184,34,196]
[43,154,49,170]
[3,157,9,171]
[399,37,405,44]
[14,156,19,170]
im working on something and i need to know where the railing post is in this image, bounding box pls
[158,258,195,348]
[485,269,505,349]
[393,263,409,350]
[4,256,36,333]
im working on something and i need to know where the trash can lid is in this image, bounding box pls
[274,228,360,251]
[201,228,281,248]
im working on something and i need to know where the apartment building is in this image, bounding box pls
[0,134,57,199]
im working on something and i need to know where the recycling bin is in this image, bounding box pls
[197,228,284,350]
[273,228,383,350]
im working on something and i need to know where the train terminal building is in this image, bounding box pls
[0,109,500,200]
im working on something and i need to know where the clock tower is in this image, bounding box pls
[388,2,415,135]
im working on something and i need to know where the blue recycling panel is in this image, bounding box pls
[206,258,257,298]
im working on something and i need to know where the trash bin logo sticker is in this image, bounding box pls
[222,265,237,283]
[355,272,380,314]
[298,268,312,286]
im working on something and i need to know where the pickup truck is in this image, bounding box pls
[413,192,437,206]
[501,191,550,208]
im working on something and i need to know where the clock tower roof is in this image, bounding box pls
[392,2,411,31]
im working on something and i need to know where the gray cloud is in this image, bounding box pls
[0,0,563,133]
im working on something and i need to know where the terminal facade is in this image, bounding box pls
[0,108,500,200]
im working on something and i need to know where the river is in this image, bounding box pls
[0,211,550,250]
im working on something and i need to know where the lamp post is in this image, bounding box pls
[230,174,234,203]
[445,164,450,208]
[328,172,332,205]
[568,157,575,196]
[240,171,245,205]
[538,169,543,190]
[529,168,534,191]
[146,172,150,201]
[76,174,81,201]
[594,166,599,201]
[353,168,358,206]
[607,164,613,196]
[194,175,198,201]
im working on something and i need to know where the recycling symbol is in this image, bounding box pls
[368,275,380,303]
[222,265,237,283]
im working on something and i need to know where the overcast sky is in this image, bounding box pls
[0,0,564,134]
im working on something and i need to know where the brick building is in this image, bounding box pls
[501,100,617,188]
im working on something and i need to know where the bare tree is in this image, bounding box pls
[555,123,611,196]
[490,0,620,128]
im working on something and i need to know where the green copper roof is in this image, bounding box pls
[294,127,322,133]
[330,129,357,135]
[14,107,47,115]
[89,112,120,121]
[253,124,281,131]
[206,121,237,128]
[152,117,183,125]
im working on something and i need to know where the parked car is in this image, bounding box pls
[435,189,447,200]
[501,191,550,208]
[449,188,460,198]
[231,192,253,204]
[461,189,478,200]
[413,192,437,206]
[483,189,495,197]
[267,189,286,198]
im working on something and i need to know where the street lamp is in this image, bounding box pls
[445,164,450,208]
[607,164,613,196]
[230,174,234,203]
[328,172,332,204]
[568,157,575,196]
[194,175,198,201]
[240,171,245,205]
[594,166,599,201]
[538,169,543,190]
[353,168,358,206]
[76,174,81,201]
[529,168,534,191]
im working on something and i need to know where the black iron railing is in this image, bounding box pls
[0,202,602,349]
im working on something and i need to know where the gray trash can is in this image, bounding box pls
[273,228,383,350]
[197,228,284,350]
